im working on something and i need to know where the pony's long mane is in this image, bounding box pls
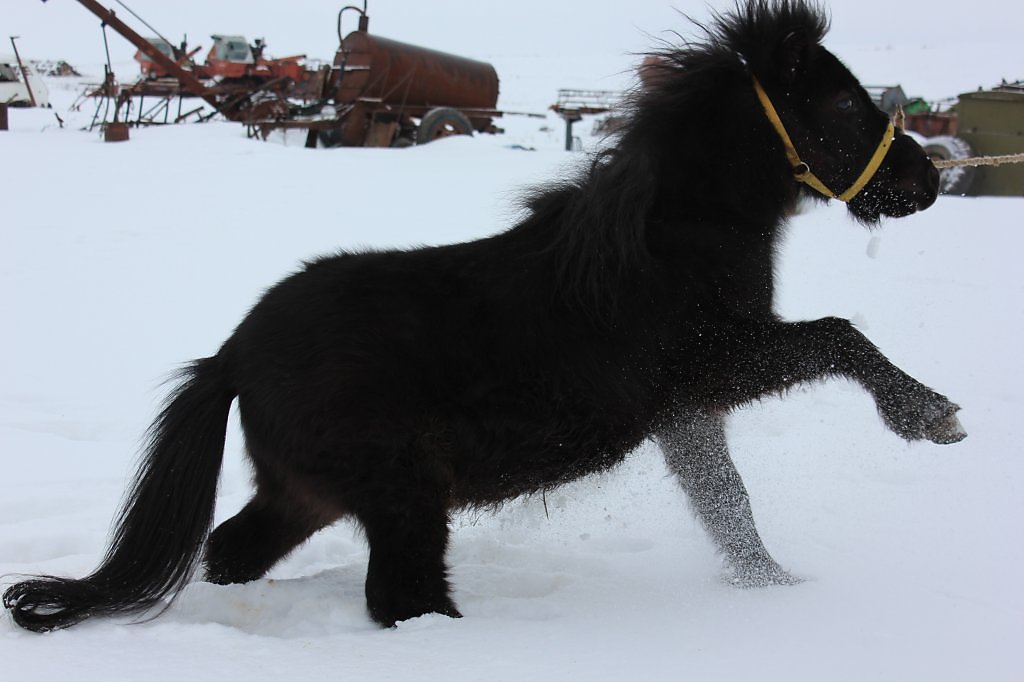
[516,150,658,320]
[709,0,829,68]
[515,1,831,319]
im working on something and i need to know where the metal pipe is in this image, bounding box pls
[9,36,37,107]
[337,4,368,45]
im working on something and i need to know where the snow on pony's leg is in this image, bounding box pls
[655,410,801,587]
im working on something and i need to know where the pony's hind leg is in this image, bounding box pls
[356,499,461,627]
[347,448,461,627]
[655,410,800,587]
[204,488,333,585]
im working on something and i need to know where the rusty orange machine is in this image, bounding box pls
[325,10,501,147]
[274,3,502,148]
[202,35,309,84]
[68,0,505,147]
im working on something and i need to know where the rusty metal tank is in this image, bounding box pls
[333,30,499,111]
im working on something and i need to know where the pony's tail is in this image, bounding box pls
[3,356,235,632]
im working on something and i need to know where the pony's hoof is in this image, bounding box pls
[924,411,967,445]
[725,558,803,588]
[726,571,804,588]
[879,386,966,444]
[369,597,462,628]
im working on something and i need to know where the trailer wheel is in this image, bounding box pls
[923,135,977,195]
[318,125,344,148]
[416,107,474,144]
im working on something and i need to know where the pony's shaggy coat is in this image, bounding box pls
[4,1,962,632]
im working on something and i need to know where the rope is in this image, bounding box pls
[932,153,1024,169]
[894,107,1024,170]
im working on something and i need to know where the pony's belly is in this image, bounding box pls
[445,414,644,505]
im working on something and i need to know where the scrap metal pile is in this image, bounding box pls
[71,0,503,148]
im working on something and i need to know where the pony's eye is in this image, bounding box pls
[836,96,854,113]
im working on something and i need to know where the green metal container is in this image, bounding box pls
[956,89,1024,196]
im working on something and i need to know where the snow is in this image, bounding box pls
[3,1,1023,680]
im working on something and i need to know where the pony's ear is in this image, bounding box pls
[776,30,809,85]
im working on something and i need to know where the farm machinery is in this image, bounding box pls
[868,81,1024,196]
[298,6,501,148]
[64,0,502,147]
[1,38,51,108]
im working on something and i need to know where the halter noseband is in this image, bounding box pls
[752,77,895,202]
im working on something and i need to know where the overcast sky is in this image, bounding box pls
[7,1,1019,106]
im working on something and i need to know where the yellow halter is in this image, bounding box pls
[752,77,895,202]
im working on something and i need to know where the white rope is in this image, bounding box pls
[893,108,1024,170]
[932,153,1024,169]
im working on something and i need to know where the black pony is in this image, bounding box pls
[4,0,963,632]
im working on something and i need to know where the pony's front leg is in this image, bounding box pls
[718,317,966,444]
[654,411,800,587]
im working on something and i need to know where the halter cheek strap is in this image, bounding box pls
[752,77,895,202]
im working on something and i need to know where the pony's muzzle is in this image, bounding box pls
[894,133,941,211]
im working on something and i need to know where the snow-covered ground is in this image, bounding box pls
[3,2,1022,680]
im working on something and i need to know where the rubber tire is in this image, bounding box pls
[923,135,977,195]
[416,108,474,145]
[317,125,344,149]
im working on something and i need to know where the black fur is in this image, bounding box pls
[4,1,960,632]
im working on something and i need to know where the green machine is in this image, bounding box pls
[956,86,1024,197]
